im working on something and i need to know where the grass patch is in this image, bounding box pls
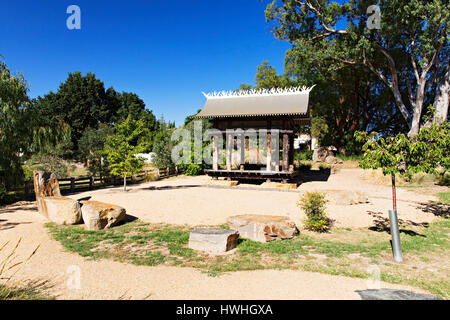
[45,218,450,299]
[437,192,450,205]
[335,154,362,161]
[0,283,52,300]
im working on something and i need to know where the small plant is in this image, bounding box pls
[0,239,44,300]
[297,191,330,232]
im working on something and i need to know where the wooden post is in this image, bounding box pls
[89,176,94,190]
[288,134,294,172]
[274,133,280,172]
[282,133,289,172]
[238,133,245,168]
[226,131,232,171]
[266,130,272,172]
[70,177,75,192]
[212,135,218,171]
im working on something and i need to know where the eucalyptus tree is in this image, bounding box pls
[265,0,449,136]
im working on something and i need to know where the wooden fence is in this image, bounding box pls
[22,166,182,200]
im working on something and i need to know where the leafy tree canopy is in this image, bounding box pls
[0,57,32,188]
[103,115,147,190]
[265,0,449,136]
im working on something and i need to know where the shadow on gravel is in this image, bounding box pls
[140,185,202,191]
[417,202,449,218]
[367,211,429,236]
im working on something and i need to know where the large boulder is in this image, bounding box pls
[325,155,343,165]
[80,200,126,230]
[227,214,298,242]
[33,171,61,217]
[188,228,239,254]
[312,147,328,162]
[42,196,82,225]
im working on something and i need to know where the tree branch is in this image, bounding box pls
[303,0,347,36]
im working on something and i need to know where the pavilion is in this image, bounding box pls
[194,86,313,182]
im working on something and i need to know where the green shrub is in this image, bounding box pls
[184,164,203,176]
[22,165,34,181]
[294,150,313,161]
[297,191,330,232]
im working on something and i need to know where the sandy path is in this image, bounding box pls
[0,207,428,300]
[70,168,439,228]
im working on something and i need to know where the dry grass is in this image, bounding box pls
[0,239,49,300]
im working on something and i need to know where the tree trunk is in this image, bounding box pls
[408,77,427,137]
[123,175,127,192]
[433,65,450,124]
[391,174,397,211]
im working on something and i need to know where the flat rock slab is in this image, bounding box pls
[209,180,239,187]
[189,228,239,254]
[42,196,82,225]
[228,214,298,242]
[356,289,442,300]
[80,200,126,231]
[261,182,297,190]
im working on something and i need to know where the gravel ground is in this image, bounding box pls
[71,168,439,228]
[0,168,438,300]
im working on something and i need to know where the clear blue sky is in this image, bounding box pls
[1,0,291,126]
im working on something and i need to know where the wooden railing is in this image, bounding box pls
[22,166,182,200]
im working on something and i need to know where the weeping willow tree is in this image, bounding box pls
[0,57,31,196]
[27,124,73,178]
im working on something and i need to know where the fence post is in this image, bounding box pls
[89,176,94,190]
[70,177,75,193]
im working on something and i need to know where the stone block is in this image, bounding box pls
[188,228,239,254]
[228,214,298,242]
[42,196,82,225]
[81,200,126,230]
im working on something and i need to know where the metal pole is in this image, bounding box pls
[390,174,403,262]
[389,209,403,262]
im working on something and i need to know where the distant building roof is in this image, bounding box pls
[194,86,313,119]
